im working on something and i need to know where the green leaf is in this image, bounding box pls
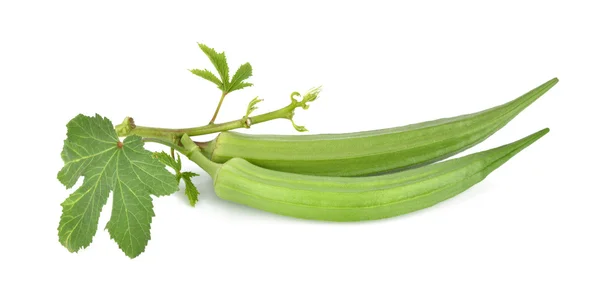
[189,69,223,89]
[198,43,230,89]
[57,114,178,258]
[152,152,200,207]
[229,63,253,92]
[153,151,181,172]
[180,171,200,207]
[229,82,254,93]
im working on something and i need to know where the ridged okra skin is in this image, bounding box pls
[186,129,548,222]
[202,78,557,176]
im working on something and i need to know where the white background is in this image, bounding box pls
[1,1,598,296]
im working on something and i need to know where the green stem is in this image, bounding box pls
[117,87,322,141]
[143,137,221,177]
[117,101,298,140]
[180,134,221,178]
[143,138,186,153]
[144,137,220,177]
[209,92,227,124]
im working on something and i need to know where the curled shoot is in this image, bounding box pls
[287,86,322,132]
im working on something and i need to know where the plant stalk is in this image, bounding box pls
[180,135,221,177]
[209,92,227,124]
[143,137,220,177]
[117,101,298,140]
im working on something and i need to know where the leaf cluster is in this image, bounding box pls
[190,43,253,94]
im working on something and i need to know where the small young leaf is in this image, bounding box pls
[198,43,230,88]
[180,171,200,206]
[245,97,263,117]
[190,69,223,89]
[57,114,178,258]
[300,86,322,109]
[153,152,200,206]
[153,151,181,172]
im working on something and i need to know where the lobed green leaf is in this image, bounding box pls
[57,114,178,258]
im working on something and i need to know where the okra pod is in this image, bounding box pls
[201,78,557,176]
[182,128,548,221]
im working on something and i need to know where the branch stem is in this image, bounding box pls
[180,135,221,178]
[143,137,220,177]
[117,87,321,142]
[209,92,227,124]
[118,101,298,140]
[142,138,185,153]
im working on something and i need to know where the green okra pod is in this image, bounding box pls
[182,128,548,222]
[201,78,557,176]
